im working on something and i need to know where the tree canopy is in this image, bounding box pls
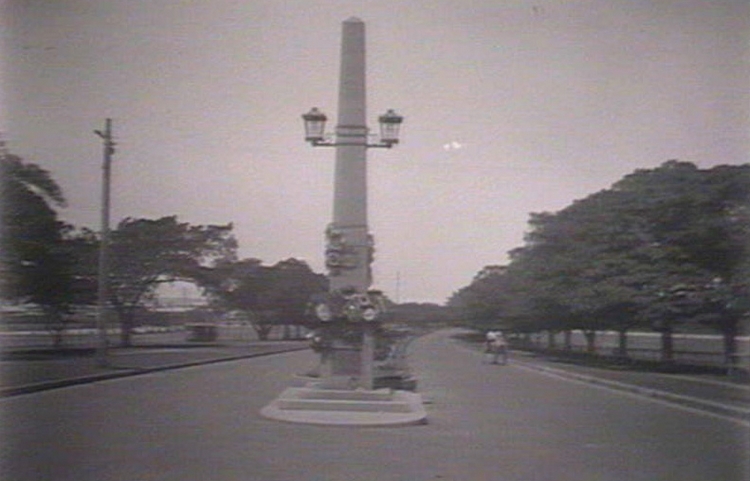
[198,257,328,339]
[0,151,72,316]
[451,161,750,361]
[106,216,237,344]
[2,147,332,347]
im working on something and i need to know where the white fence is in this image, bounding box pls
[525,330,750,370]
[0,324,310,350]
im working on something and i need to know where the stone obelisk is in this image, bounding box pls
[259,19,425,425]
[322,17,376,388]
[331,17,370,293]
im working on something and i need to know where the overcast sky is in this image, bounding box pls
[3,0,749,304]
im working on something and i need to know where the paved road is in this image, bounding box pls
[457,338,750,422]
[0,340,308,394]
[1,329,748,481]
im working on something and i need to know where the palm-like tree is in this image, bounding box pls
[0,144,68,308]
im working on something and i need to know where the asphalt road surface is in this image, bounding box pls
[1,329,748,481]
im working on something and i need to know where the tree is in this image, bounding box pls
[259,258,328,338]
[611,161,750,362]
[461,160,749,365]
[449,265,515,332]
[58,227,100,306]
[502,199,645,350]
[106,216,237,346]
[389,302,458,327]
[199,258,327,340]
[0,150,74,339]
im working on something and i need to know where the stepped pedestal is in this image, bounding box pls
[261,385,427,427]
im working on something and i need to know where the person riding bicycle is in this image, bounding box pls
[485,330,508,365]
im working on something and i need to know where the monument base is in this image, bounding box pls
[260,385,427,427]
[325,348,362,376]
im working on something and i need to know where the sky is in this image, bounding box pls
[2,0,749,304]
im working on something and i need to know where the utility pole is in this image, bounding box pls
[94,118,115,367]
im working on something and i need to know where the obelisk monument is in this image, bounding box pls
[260,19,425,425]
[330,17,371,293]
[301,17,401,389]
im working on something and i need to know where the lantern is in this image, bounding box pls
[302,107,328,144]
[378,109,403,146]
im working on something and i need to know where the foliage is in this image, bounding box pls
[449,266,516,331]
[198,258,327,340]
[0,151,74,337]
[452,161,750,363]
[105,216,237,345]
[387,302,458,327]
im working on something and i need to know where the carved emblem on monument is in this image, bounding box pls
[325,224,359,273]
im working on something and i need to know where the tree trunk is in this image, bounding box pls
[120,321,133,346]
[44,308,65,348]
[563,330,572,351]
[583,330,596,353]
[660,324,674,363]
[547,331,556,349]
[722,321,738,369]
[616,329,628,358]
[118,308,134,347]
[253,323,272,341]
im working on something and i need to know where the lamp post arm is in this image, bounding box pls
[307,140,395,148]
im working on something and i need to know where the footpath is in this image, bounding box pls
[1,331,748,425]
